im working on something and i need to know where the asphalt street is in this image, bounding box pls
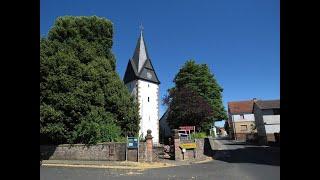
[40,139,280,180]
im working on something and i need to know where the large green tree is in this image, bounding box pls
[164,60,227,131]
[40,16,140,144]
[163,87,213,130]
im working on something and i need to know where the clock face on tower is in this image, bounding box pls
[147,71,152,79]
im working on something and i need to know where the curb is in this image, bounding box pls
[42,164,151,171]
[41,158,214,170]
[41,162,176,170]
[190,157,214,164]
[42,163,145,170]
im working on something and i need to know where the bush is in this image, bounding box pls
[190,132,207,139]
[114,136,127,143]
[72,108,121,144]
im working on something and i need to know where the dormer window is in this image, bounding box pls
[147,71,152,79]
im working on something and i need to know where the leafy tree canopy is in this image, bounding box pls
[164,87,213,131]
[40,16,140,145]
[164,60,227,131]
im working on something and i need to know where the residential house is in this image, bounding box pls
[227,100,256,141]
[253,99,280,144]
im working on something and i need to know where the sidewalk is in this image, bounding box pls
[41,157,213,170]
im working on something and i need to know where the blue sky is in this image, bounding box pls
[41,0,279,127]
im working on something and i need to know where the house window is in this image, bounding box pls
[240,125,247,131]
[148,97,150,102]
[273,109,280,115]
[240,114,245,119]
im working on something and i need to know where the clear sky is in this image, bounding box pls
[40,0,279,127]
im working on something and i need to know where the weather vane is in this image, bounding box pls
[139,23,144,32]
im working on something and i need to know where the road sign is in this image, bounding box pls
[179,126,195,131]
[179,143,197,149]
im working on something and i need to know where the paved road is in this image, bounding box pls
[40,140,279,180]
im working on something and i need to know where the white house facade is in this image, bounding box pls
[227,100,256,141]
[231,114,255,122]
[253,99,280,144]
[123,30,160,144]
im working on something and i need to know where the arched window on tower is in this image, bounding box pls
[148,97,150,102]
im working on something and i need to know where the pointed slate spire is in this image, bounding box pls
[123,26,160,85]
[132,28,149,73]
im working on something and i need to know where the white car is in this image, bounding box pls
[179,133,189,140]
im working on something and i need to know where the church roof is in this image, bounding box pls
[123,31,160,84]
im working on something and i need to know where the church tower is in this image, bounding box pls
[123,28,160,144]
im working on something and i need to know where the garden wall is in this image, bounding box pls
[40,142,126,161]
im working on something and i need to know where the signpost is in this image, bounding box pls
[127,137,138,148]
[126,136,139,162]
[179,126,195,131]
[179,143,197,149]
[179,142,197,160]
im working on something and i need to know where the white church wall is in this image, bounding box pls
[137,79,159,144]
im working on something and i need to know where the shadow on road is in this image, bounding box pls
[213,146,280,166]
[224,142,247,145]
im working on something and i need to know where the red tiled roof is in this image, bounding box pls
[228,100,254,114]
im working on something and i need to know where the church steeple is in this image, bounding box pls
[132,25,149,73]
[123,25,161,145]
[123,26,160,85]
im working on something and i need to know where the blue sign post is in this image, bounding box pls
[126,136,139,162]
[127,137,138,148]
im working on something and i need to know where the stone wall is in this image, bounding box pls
[127,148,138,162]
[183,149,196,160]
[40,142,126,161]
[41,130,161,162]
[136,141,148,162]
[40,136,213,162]
[174,138,212,161]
